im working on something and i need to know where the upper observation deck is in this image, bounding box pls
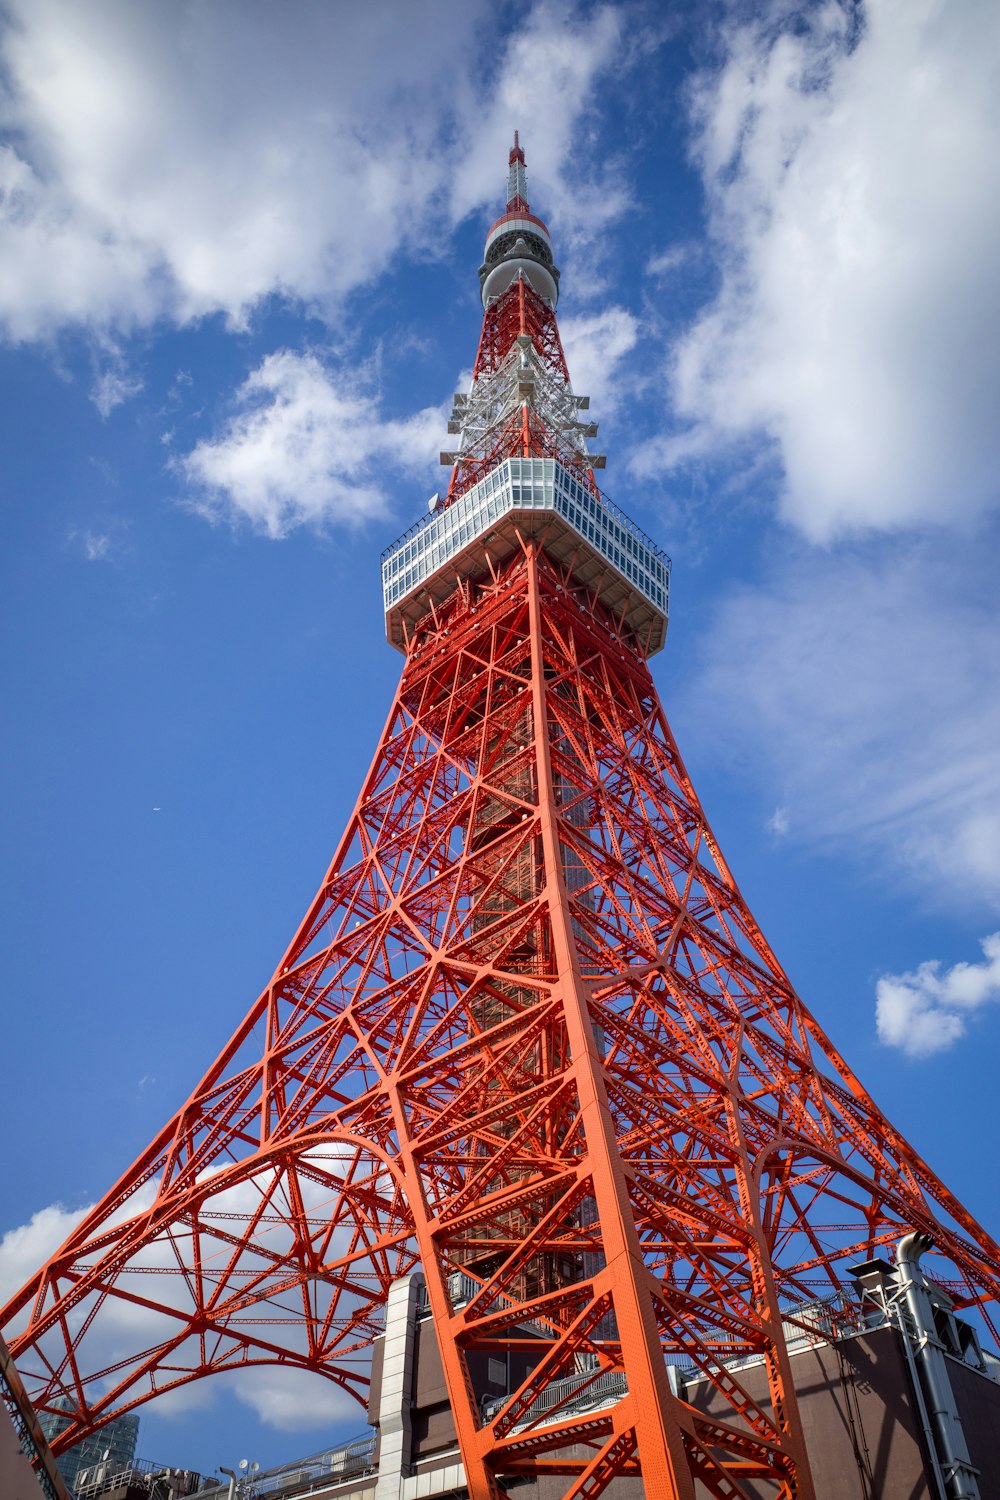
[382,457,670,656]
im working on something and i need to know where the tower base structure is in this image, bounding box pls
[360,1275,1000,1500]
[5,540,1000,1500]
[174,1260,1000,1500]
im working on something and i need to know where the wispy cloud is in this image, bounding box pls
[227,1366,357,1432]
[91,363,143,418]
[67,526,114,561]
[646,0,1000,539]
[680,539,1000,907]
[560,306,639,418]
[645,244,690,279]
[179,350,446,537]
[767,806,789,838]
[876,933,1000,1057]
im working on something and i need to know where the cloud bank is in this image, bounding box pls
[649,0,1000,540]
[0,0,628,343]
[876,932,1000,1057]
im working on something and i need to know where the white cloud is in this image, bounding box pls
[0,0,630,342]
[142,1379,219,1420]
[655,0,1000,539]
[143,1361,357,1429]
[0,0,464,336]
[876,933,1000,1057]
[559,306,639,418]
[179,350,446,537]
[91,365,143,418]
[0,1202,91,1317]
[767,806,789,838]
[645,244,690,279]
[229,1366,358,1432]
[681,541,1000,906]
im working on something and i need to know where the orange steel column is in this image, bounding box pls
[524,548,695,1500]
[722,1069,817,1500]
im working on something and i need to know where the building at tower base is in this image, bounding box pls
[357,1272,1000,1500]
[36,1399,139,1496]
[176,1275,1000,1500]
[1,1334,72,1500]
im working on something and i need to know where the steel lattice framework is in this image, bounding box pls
[445,279,595,504]
[5,139,1000,1500]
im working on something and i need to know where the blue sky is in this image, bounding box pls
[2,0,999,1480]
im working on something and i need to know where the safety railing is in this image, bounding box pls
[382,458,670,622]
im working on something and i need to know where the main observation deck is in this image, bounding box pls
[382,458,670,656]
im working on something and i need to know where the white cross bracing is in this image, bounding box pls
[447,334,602,475]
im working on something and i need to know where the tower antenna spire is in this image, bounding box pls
[507,129,528,211]
[440,131,591,507]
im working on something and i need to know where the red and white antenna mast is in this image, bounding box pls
[441,134,602,504]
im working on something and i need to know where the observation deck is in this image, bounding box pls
[382,457,670,656]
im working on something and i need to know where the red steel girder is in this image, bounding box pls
[472,276,570,384]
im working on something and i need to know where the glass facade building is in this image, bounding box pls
[37,1399,139,1497]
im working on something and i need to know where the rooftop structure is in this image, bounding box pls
[37,1401,139,1496]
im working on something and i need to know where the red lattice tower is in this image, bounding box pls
[4,139,1000,1500]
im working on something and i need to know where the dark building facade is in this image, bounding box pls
[355,1273,1000,1500]
[37,1400,139,1497]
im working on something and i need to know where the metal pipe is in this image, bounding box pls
[219,1466,237,1500]
[893,1292,949,1500]
[895,1233,981,1500]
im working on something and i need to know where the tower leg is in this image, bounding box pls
[525,548,695,1500]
